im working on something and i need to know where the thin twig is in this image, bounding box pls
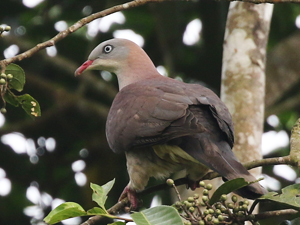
[1,0,300,73]
[0,0,188,73]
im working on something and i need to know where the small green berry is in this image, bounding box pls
[244,200,249,205]
[206,183,213,190]
[200,201,206,206]
[175,201,182,208]
[221,207,226,213]
[203,210,209,215]
[193,193,199,199]
[199,220,205,225]
[217,215,224,221]
[184,221,191,225]
[233,207,239,213]
[1,73,6,78]
[166,179,174,186]
[237,211,245,217]
[207,215,212,221]
[7,74,13,80]
[220,194,227,201]
[189,206,195,212]
[231,195,238,203]
[4,26,11,31]
[188,197,194,202]
[203,189,209,195]
[186,202,193,208]
[202,196,208,202]
[0,78,6,84]
[213,218,219,224]
[215,209,221,215]
[199,181,205,187]
[0,108,7,114]
[208,208,214,214]
[242,204,248,210]
[215,203,222,209]
[227,203,234,209]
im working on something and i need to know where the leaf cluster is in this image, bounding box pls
[1,63,41,118]
[44,178,300,225]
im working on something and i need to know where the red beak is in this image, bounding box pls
[74,60,94,76]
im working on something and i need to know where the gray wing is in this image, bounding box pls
[106,78,234,153]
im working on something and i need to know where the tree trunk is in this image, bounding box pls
[221,3,273,218]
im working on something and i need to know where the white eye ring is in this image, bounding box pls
[103,45,113,54]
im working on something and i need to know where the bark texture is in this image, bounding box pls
[290,118,300,169]
[221,2,273,174]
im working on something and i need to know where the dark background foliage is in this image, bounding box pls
[0,1,300,224]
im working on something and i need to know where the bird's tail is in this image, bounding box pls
[181,135,267,199]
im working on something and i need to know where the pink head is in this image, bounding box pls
[75,38,159,90]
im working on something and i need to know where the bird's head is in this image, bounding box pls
[75,38,159,89]
[75,38,132,76]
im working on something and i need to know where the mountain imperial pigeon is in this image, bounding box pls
[75,38,267,209]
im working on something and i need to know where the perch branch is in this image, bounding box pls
[253,209,299,220]
[80,154,298,225]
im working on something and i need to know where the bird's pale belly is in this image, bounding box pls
[125,144,209,191]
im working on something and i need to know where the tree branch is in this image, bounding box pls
[79,154,298,225]
[253,209,299,220]
[0,0,186,72]
[1,0,300,73]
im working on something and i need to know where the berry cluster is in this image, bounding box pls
[0,25,11,37]
[167,179,260,225]
[0,73,14,114]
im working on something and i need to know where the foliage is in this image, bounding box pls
[44,178,300,225]
[1,1,300,225]
[44,179,183,225]
[259,184,300,209]
[1,63,41,118]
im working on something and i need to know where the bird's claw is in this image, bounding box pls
[187,179,200,191]
[119,186,139,210]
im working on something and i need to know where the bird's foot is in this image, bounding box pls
[119,186,139,210]
[187,179,200,191]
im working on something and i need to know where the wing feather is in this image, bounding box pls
[106,77,234,153]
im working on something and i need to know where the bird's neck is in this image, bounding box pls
[117,54,161,90]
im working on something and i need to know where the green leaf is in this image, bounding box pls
[108,222,126,225]
[5,63,25,92]
[209,178,249,205]
[91,179,115,209]
[44,202,87,224]
[4,91,19,107]
[259,183,300,209]
[131,205,183,225]
[87,207,116,219]
[4,92,41,118]
[17,94,41,118]
[87,207,107,215]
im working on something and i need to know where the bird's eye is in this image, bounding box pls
[103,45,113,54]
